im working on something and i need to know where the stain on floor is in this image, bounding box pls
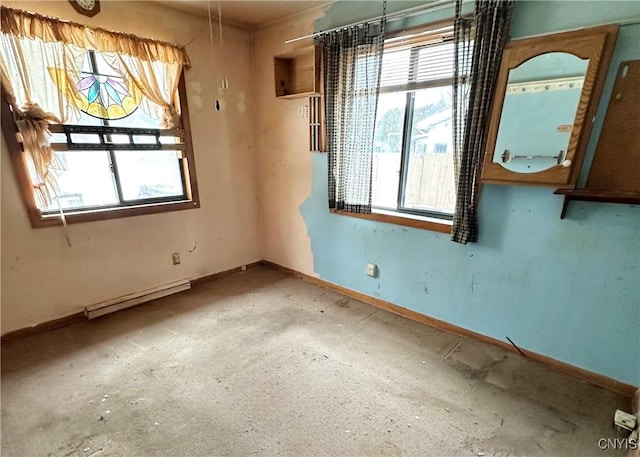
[1,266,632,456]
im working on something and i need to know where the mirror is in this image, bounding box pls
[493,53,588,173]
[482,25,619,187]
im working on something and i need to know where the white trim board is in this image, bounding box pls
[84,280,191,319]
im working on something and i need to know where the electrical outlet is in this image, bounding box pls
[172,252,180,265]
[614,409,637,431]
[366,263,378,278]
[298,104,309,118]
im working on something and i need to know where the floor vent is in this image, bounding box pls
[84,280,191,319]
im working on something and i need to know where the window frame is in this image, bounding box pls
[375,23,456,222]
[330,207,452,233]
[1,69,200,228]
[384,89,454,222]
[330,20,456,233]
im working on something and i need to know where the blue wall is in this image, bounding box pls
[300,1,640,386]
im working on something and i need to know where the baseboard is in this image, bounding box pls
[0,312,86,342]
[191,261,263,285]
[1,261,263,342]
[85,280,191,319]
[3,259,636,398]
[261,260,638,398]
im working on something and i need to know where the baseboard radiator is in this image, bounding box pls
[84,280,191,319]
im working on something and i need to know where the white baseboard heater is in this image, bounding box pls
[84,280,191,319]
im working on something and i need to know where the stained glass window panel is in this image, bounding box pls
[75,72,139,119]
[71,51,141,120]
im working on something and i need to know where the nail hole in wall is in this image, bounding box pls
[215,100,221,111]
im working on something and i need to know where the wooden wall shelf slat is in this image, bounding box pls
[276,91,319,100]
[554,189,640,202]
[554,189,640,219]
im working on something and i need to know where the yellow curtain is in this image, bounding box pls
[104,53,182,128]
[0,32,81,207]
[0,6,191,207]
[15,117,64,208]
[1,6,190,68]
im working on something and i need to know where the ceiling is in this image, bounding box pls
[159,1,332,28]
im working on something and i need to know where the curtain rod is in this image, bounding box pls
[516,16,640,41]
[284,0,455,44]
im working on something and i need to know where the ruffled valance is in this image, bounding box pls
[0,6,190,68]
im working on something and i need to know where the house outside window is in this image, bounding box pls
[372,25,456,219]
[433,142,448,154]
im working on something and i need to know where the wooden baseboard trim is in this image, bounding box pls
[190,261,263,286]
[1,261,263,342]
[3,260,636,397]
[1,312,86,343]
[261,260,638,398]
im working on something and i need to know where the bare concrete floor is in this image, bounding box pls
[1,266,631,457]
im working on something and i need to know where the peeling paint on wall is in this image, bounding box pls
[292,2,640,386]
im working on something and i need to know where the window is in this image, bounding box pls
[0,8,198,227]
[433,143,448,154]
[372,25,456,220]
[42,51,192,215]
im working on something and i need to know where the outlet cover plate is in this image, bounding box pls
[366,263,378,278]
[172,252,181,265]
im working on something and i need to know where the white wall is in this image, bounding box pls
[1,1,262,334]
[254,9,325,276]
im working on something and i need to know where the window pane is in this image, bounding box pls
[402,87,456,214]
[44,150,118,211]
[79,50,91,73]
[91,52,120,77]
[380,49,411,87]
[106,134,130,144]
[415,42,454,82]
[380,39,455,90]
[372,92,406,209]
[115,150,184,201]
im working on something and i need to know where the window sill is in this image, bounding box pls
[329,208,452,234]
[33,199,199,228]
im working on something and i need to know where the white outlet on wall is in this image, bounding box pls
[366,263,377,278]
[298,104,309,118]
[172,252,181,265]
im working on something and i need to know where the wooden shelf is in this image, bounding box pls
[554,189,640,218]
[276,91,319,100]
[274,46,320,99]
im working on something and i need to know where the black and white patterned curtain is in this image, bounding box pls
[320,23,385,214]
[452,0,513,244]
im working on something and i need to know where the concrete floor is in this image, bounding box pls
[1,266,631,457]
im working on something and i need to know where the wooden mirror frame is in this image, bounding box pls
[481,25,619,187]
